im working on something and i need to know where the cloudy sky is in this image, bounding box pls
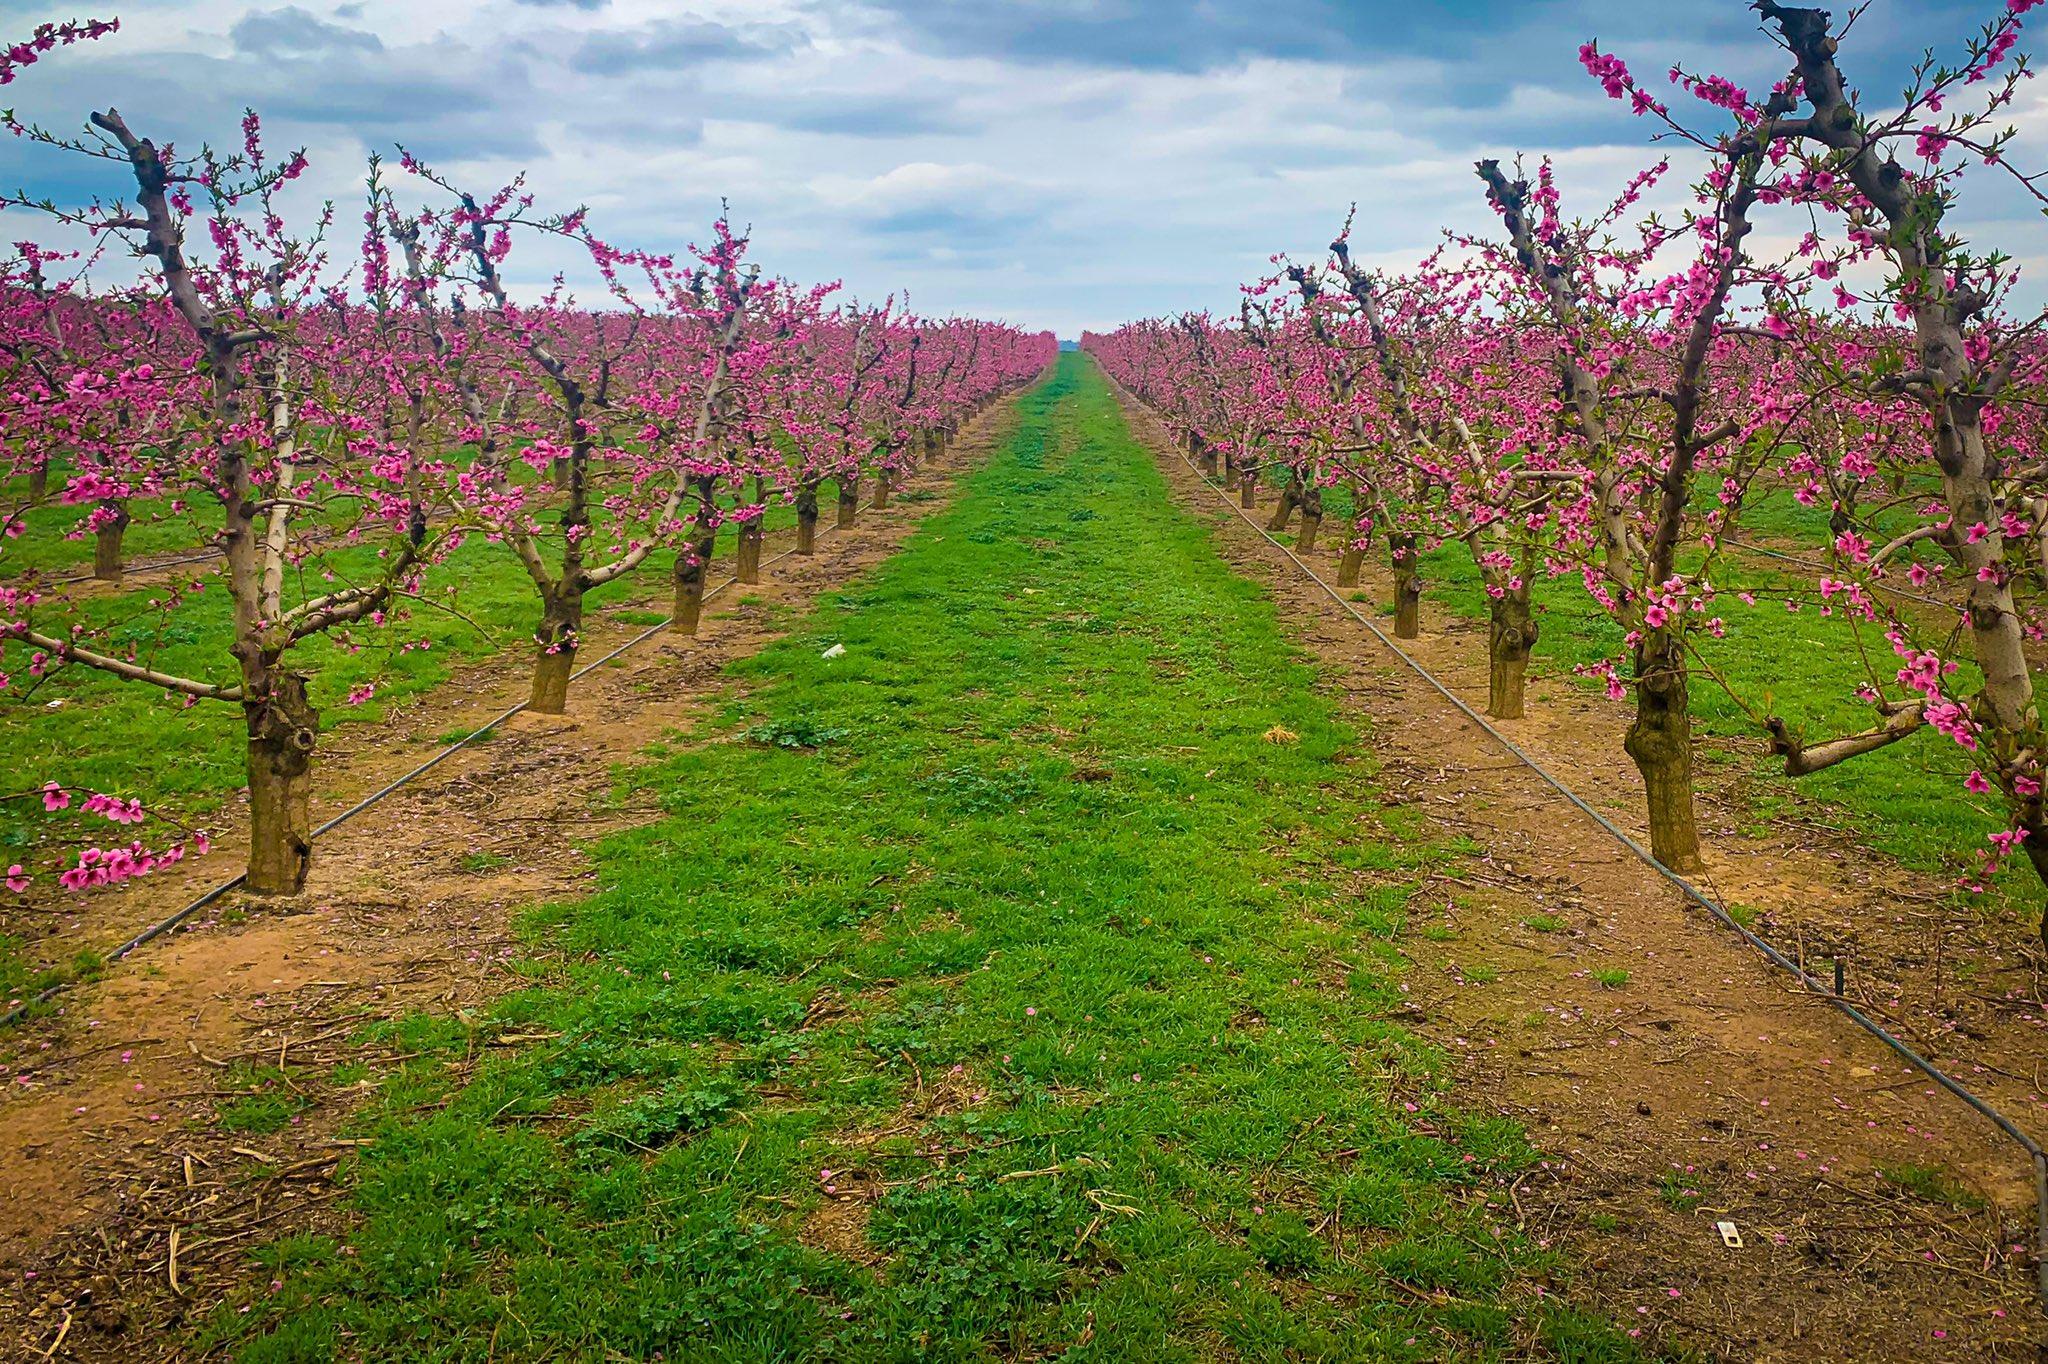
[1,0,2043,334]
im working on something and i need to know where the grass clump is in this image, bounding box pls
[1878,1162,1984,1208]
[741,715,853,750]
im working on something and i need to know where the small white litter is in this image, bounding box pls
[821,644,846,659]
[1715,1220,1743,1248]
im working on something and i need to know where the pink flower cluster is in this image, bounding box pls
[0,18,116,87]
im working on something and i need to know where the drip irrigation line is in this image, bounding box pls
[0,497,888,1029]
[1718,536,1955,612]
[35,525,349,591]
[1140,396,2048,1311]
[49,547,221,588]
[43,526,343,589]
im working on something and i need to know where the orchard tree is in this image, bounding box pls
[1732,1,2048,922]
[1464,91,1794,872]
[2,100,467,893]
[399,162,770,707]
[1316,242,1563,715]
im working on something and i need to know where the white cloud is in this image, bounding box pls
[1,0,2042,333]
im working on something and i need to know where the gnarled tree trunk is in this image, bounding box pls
[93,502,130,582]
[1238,470,1257,509]
[528,585,583,715]
[1485,583,1537,720]
[795,483,820,555]
[243,671,319,895]
[2023,834,2048,947]
[837,475,859,528]
[1296,485,1323,552]
[736,519,763,584]
[1266,477,1301,533]
[1623,627,1702,871]
[672,516,717,636]
[1390,534,1421,639]
[1336,545,1364,587]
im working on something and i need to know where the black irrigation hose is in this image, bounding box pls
[1140,400,2048,1311]
[35,526,377,590]
[47,547,222,589]
[1719,535,1957,612]
[0,500,883,1028]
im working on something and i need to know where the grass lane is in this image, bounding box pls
[214,355,1637,1362]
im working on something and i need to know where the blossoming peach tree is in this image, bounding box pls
[0,108,483,892]
[1741,2,2048,916]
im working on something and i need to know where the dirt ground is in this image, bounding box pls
[0,404,1018,1362]
[1120,384,2048,1362]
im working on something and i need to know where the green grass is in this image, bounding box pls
[1877,1162,1984,1209]
[0,492,810,828]
[0,476,204,580]
[1655,1173,1710,1214]
[216,1062,316,1135]
[0,535,650,1005]
[206,356,1639,1362]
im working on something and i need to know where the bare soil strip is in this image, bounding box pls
[0,407,1015,1361]
[1122,383,2044,1362]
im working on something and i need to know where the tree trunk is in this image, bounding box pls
[528,587,582,715]
[93,503,130,582]
[837,476,859,528]
[1239,471,1257,509]
[551,456,570,493]
[1485,584,1537,720]
[873,472,892,509]
[27,464,48,502]
[1198,441,1218,476]
[672,520,717,636]
[1623,627,1703,872]
[795,485,819,555]
[736,521,763,584]
[1296,486,1323,552]
[1337,546,1364,587]
[1266,479,1300,533]
[243,673,319,896]
[1390,535,1421,639]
